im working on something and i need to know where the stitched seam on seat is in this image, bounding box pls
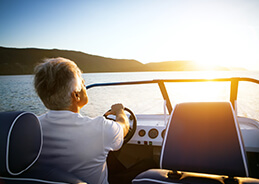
[0,176,73,184]
[132,178,179,184]
[229,102,249,176]
[159,104,177,169]
[6,112,43,176]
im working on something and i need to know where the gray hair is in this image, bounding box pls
[34,57,83,110]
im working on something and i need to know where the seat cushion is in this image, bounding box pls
[132,169,259,184]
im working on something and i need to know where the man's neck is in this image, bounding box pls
[68,104,80,113]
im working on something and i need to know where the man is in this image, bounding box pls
[34,57,129,184]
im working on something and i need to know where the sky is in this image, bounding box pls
[1,0,259,70]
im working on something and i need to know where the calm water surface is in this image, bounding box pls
[1,71,259,122]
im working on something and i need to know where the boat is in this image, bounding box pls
[0,77,259,184]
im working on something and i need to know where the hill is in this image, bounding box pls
[0,47,232,75]
[144,60,229,71]
[0,47,144,75]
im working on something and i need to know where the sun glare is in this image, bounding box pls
[140,22,258,70]
[167,82,229,105]
[137,1,259,71]
[182,24,258,69]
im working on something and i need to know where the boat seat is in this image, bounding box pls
[0,111,85,184]
[132,102,259,184]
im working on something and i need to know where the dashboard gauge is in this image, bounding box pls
[161,129,166,139]
[138,129,146,137]
[148,128,159,139]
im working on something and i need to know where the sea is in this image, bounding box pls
[1,71,259,122]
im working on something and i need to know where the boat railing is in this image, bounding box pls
[86,77,259,115]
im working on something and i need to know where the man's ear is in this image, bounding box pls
[72,91,80,102]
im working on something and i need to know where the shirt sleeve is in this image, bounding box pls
[102,117,124,151]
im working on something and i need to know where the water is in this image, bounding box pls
[1,71,259,122]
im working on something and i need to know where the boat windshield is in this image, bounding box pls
[84,77,259,123]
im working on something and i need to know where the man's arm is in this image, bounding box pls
[108,103,129,137]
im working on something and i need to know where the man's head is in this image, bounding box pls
[34,57,87,111]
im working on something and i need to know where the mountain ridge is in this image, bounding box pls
[0,46,240,75]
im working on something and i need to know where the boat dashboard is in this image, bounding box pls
[128,114,169,146]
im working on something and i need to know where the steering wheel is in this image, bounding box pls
[104,107,137,144]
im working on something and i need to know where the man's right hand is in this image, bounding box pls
[108,103,129,137]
